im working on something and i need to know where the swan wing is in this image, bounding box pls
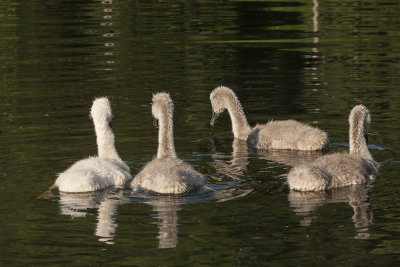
[250,120,328,150]
[56,157,132,193]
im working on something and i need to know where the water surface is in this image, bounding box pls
[1,0,400,265]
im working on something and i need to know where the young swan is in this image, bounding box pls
[130,92,205,194]
[210,86,328,150]
[55,97,132,193]
[287,105,379,191]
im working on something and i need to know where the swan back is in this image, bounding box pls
[152,92,177,159]
[249,120,328,151]
[349,105,372,160]
[55,156,131,192]
[132,157,205,194]
[210,86,251,139]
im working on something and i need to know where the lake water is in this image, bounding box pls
[1,0,400,265]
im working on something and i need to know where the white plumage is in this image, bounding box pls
[210,86,328,150]
[131,92,205,194]
[287,105,379,191]
[55,97,132,193]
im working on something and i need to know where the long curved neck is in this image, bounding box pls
[349,118,372,160]
[94,119,122,161]
[226,94,251,140]
[157,108,177,159]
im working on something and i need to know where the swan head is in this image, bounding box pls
[152,92,173,125]
[349,104,371,135]
[209,86,235,127]
[90,97,113,124]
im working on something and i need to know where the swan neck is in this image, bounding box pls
[226,96,251,140]
[349,118,372,160]
[94,119,122,161]
[157,110,177,159]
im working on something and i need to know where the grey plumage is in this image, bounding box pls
[287,105,379,191]
[130,92,205,194]
[210,86,328,150]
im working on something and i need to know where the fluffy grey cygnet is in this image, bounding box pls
[209,86,328,150]
[55,97,132,193]
[287,105,379,191]
[130,92,205,194]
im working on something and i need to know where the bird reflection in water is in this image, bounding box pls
[59,189,182,248]
[145,196,182,249]
[142,188,255,248]
[209,138,254,201]
[288,184,373,239]
[210,138,249,181]
[210,137,323,178]
[210,136,324,201]
[254,147,324,170]
[58,189,124,244]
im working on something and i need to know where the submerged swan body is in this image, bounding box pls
[131,92,205,194]
[55,97,132,193]
[210,86,328,150]
[287,105,379,191]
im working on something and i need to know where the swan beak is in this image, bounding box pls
[153,119,159,128]
[210,112,220,127]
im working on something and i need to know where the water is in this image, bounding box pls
[1,0,400,265]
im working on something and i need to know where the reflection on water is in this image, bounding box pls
[59,184,254,249]
[312,0,319,52]
[255,148,323,169]
[134,187,253,247]
[59,191,105,218]
[208,137,255,201]
[101,0,115,71]
[95,195,121,244]
[211,137,323,175]
[1,0,400,264]
[59,190,182,248]
[59,190,124,244]
[210,138,249,181]
[288,184,373,239]
[145,197,181,249]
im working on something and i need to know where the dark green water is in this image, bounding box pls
[1,0,400,265]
